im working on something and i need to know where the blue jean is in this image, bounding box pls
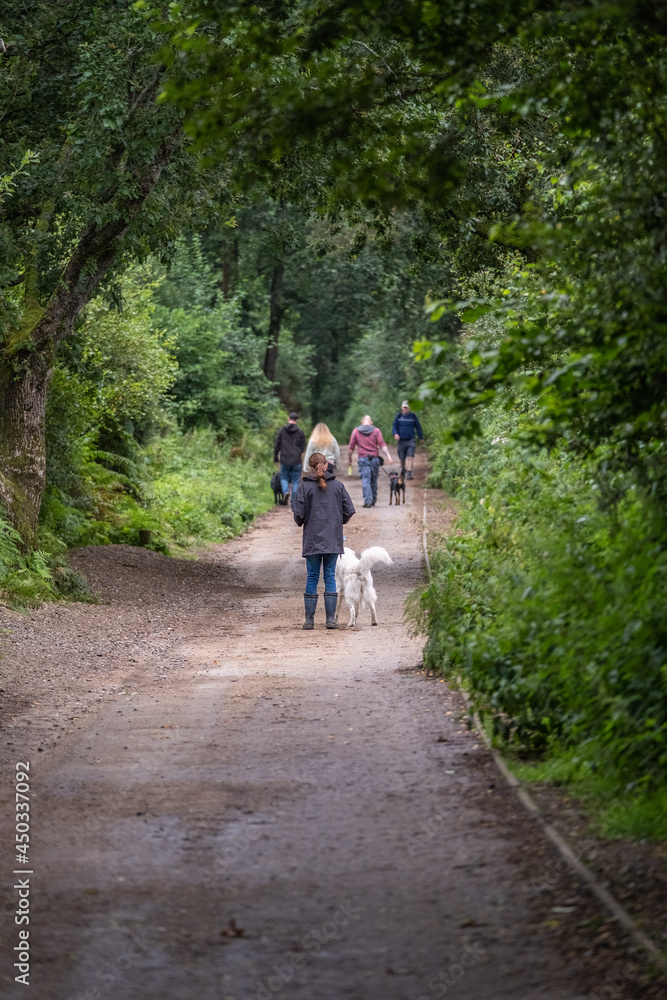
[358,455,380,505]
[305,553,338,595]
[280,463,302,497]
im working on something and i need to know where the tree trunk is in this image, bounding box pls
[0,132,180,547]
[0,346,54,549]
[221,237,238,299]
[263,261,285,384]
[221,257,233,299]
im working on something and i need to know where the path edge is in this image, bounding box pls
[420,487,667,973]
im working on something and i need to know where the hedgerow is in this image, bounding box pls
[416,402,667,836]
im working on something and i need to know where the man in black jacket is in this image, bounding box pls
[274,412,307,505]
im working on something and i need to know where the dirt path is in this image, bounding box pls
[0,453,660,999]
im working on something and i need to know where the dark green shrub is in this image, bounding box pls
[417,403,667,812]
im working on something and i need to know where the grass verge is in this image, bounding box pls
[3,427,275,611]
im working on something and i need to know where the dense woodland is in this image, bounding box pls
[1,1,666,835]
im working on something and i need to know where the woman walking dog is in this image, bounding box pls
[292,453,355,630]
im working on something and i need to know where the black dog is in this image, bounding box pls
[270,471,286,505]
[388,469,406,505]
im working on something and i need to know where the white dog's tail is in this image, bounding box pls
[358,546,393,576]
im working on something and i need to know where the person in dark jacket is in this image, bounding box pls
[392,401,424,479]
[292,452,355,629]
[274,412,307,505]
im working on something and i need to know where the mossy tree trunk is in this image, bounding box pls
[0,134,179,549]
[0,347,53,549]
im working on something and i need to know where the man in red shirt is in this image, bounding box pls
[348,415,393,507]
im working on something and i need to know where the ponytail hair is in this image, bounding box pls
[308,452,328,490]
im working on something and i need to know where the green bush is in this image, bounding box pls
[40,256,279,559]
[152,235,281,435]
[157,300,277,436]
[1,510,91,609]
[41,424,275,555]
[416,401,667,835]
[148,426,274,548]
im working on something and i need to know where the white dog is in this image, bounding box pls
[335,546,393,628]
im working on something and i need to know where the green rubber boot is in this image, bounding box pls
[324,591,339,629]
[303,594,318,630]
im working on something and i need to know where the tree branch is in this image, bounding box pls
[30,129,182,353]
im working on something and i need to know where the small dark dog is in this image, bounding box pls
[270,471,286,505]
[388,468,406,505]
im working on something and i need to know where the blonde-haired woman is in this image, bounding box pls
[303,423,340,472]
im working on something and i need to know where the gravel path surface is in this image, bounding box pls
[0,452,664,999]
